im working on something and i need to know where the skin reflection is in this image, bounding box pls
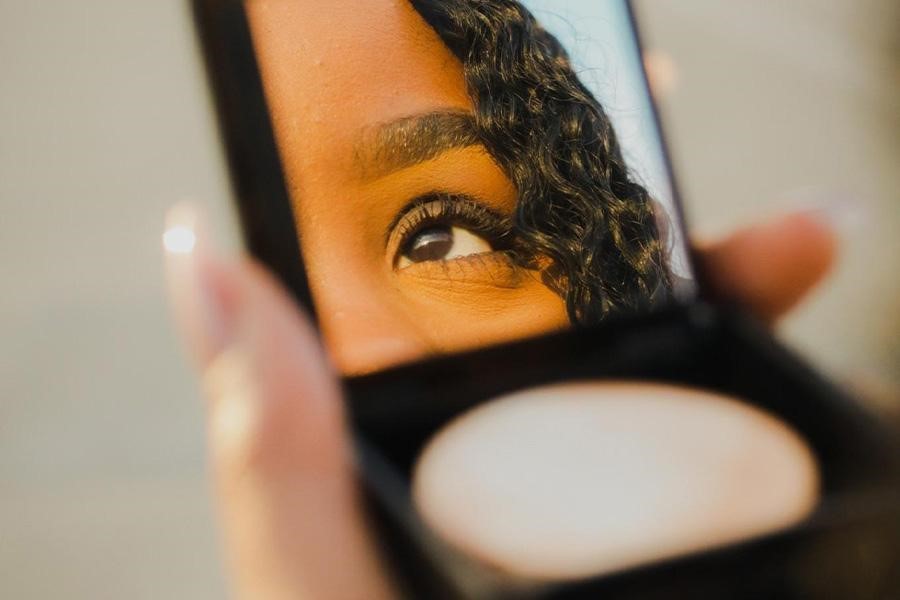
[246,0,569,374]
[412,382,820,581]
[246,0,673,375]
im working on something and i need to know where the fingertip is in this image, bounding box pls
[164,203,240,369]
[161,200,345,473]
[194,260,393,599]
[203,256,347,477]
[760,211,839,293]
[780,209,839,274]
[698,211,838,322]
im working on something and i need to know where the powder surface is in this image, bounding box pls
[412,381,819,581]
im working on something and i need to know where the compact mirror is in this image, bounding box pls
[194,1,900,595]
[241,0,696,375]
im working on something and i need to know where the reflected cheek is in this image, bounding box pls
[396,274,570,352]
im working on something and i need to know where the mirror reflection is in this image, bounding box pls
[245,0,694,374]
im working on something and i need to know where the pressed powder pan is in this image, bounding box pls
[411,381,820,582]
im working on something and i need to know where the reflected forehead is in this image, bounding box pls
[246,0,475,189]
[354,110,482,181]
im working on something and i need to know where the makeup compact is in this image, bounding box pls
[347,308,900,598]
[191,1,900,597]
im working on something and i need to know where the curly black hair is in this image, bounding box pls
[410,0,672,325]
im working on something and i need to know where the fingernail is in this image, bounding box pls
[781,186,867,238]
[202,347,262,464]
[164,202,235,368]
[643,50,679,99]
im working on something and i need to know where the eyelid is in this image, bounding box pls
[384,192,508,247]
[386,192,513,266]
[399,251,525,290]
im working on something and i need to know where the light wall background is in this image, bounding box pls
[634,0,900,414]
[1,1,897,598]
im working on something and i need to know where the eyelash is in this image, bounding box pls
[389,193,514,267]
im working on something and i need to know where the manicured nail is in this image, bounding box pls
[643,50,679,98]
[781,186,867,238]
[202,346,263,463]
[164,202,234,368]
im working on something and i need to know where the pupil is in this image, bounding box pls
[406,226,454,263]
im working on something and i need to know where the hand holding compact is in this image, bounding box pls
[165,206,835,599]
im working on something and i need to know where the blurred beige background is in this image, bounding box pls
[635,1,900,415]
[1,1,897,598]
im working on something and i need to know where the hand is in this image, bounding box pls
[164,206,835,599]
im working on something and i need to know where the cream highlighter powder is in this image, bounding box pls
[411,382,820,581]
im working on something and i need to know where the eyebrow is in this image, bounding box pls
[355,110,481,180]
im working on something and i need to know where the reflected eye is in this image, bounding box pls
[399,225,493,268]
[388,193,514,272]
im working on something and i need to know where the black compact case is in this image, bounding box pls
[190,1,900,597]
[347,304,900,599]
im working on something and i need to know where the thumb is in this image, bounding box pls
[164,204,394,600]
[695,211,838,323]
